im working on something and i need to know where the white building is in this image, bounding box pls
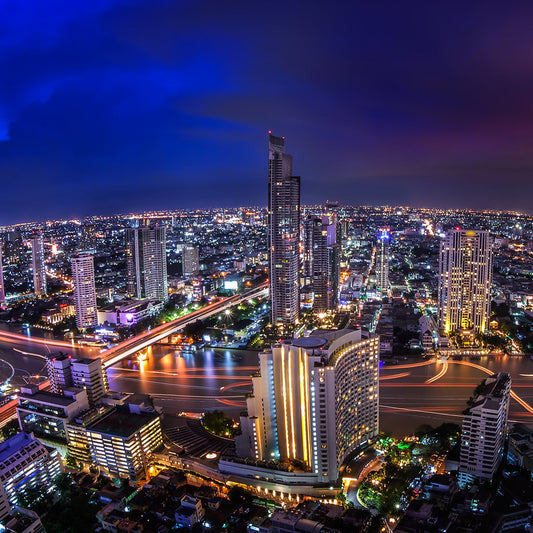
[438,229,493,334]
[72,253,98,329]
[125,225,168,302]
[235,329,379,483]
[98,299,163,326]
[71,358,109,407]
[0,432,62,505]
[458,373,511,485]
[30,233,47,297]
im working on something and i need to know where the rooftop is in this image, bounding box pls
[88,408,159,438]
[0,433,37,463]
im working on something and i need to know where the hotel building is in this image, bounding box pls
[235,329,379,484]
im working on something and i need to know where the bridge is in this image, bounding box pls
[100,282,268,368]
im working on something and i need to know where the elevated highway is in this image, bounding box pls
[101,282,268,368]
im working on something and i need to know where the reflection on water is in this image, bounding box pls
[108,348,533,436]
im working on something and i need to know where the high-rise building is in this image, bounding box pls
[236,329,379,482]
[375,230,389,297]
[0,432,62,505]
[46,353,73,394]
[182,246,200,277]
[71,358,108,407]
[303,216,340,312]
[438,229,493,334]
[125,225,168,301]
[71,253,98,329]
[0,242,5,308]
[31,233,47,297]
[458,373,511,485]
[268,133,300,326]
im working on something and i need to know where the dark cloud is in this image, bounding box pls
[1,0,533,223]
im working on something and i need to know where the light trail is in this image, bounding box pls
[379,372,411,381]
[12,348,48,360]
[381,360,435,370]
[426,359,448,384]
[0,359,15,383]
[220,381,252,392]
[447,360,533,415]
[0,331,74,348]
[380,405,464,419]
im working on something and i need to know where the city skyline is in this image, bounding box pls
[2,1,533,224]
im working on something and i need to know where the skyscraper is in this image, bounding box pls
[236,330,379,482]
[268,133,300,326]
[71,358,109,407]
[305,216,340,312]
[31,232,47,296]
[459,373,511,485]
[72,253,98,329]
[0,242,5,308]
[438,229,493,334]
[182,246,199,277]
[375,230,389,297]
[125,225,168,301]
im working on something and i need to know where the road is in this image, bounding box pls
[100,283,268,368]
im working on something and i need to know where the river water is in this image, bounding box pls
[1,326,532,437]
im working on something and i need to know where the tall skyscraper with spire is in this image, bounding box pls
[268,133,300,326]
[31,233,47,296]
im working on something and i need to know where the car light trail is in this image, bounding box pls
[426,359,448,384]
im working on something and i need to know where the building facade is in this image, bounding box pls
[0,433,62,505]
[125,225,168,302]
[268,133,300,326]
[438,229,493,334]
[0,242,5,307]
[31,233,47,297]
[375,230,389,297]
[237,329,379,483]
[67,407,163,482]
[71,253,98,329]
[182,246,199,277]
[458,373,511,484]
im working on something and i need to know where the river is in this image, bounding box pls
[1,326,532,437]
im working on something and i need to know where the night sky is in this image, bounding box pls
[2,1,533,224]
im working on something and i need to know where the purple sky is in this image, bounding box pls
[1,0,533,223]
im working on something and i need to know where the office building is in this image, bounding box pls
[72,253,98,329]
[182,246,199,277]
[0,242,5,308]
[438,229,493,334]
[458,373,511,485]
[0,432,62,505]
[236,329,379,483]
[30,233,47,296]
[125,225,168,301]
[268,133,300,326]
[17,385,90,442]
[375,230,389,297]
[66,406,163,481]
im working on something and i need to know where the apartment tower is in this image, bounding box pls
[72,253,98,329]
[438,229,493,334]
